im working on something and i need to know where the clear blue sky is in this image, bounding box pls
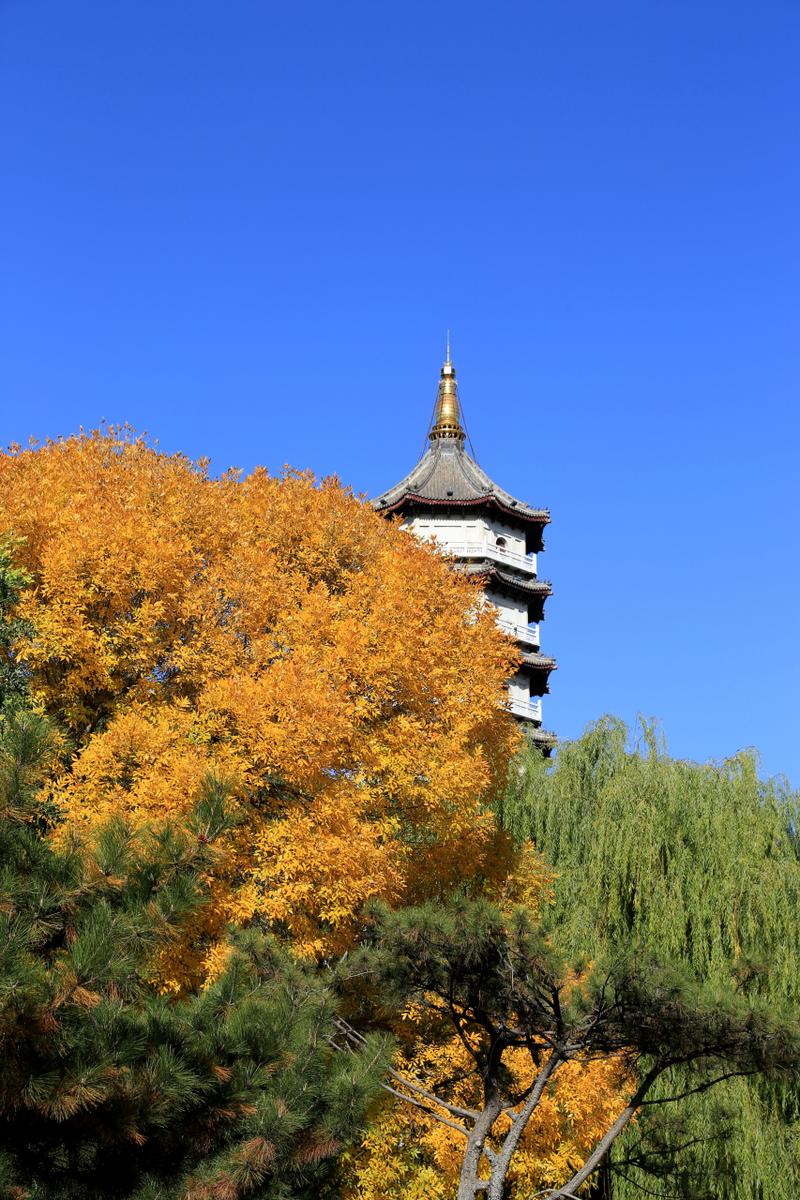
[1,1,798,784]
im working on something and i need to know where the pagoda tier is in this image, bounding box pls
[527,726,558,752]
[460,562,552,624]
[371,351,557,750]
[519,652,558,697]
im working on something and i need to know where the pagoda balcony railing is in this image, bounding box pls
[498,619,540,648]
[439,539,537,575]
[508,695,543,722]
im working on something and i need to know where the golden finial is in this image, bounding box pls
[430,340,464,442]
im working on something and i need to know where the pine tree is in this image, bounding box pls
[0,538,32,712]
[336,895,799,1200]
[498,717,800,1199]
[0,710,387,1200]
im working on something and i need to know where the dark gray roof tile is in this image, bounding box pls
[371,440,548,524]
[519,652,558,670]
[460,562,552,596]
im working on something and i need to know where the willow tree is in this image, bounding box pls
[498,717,800,1199]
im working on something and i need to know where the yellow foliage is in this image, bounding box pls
[491,838,557,913]
[342,1031,631,1199]
[340,857,626,1200]
[0,429,521,962]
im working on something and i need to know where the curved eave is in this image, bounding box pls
[525,726,557,755]
[371,441,549,518]
[519,652,557,670]
[518,654,557,696]
[375,492,549,544]
[463,562,552,620]
[460,562,551,595]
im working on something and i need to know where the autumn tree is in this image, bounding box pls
[336,850,629,1200]
[0,428,520,974]
[499,718,800,1199]
[0,429,642,1194]
[335,896,800,1200]
[0,707,388,1200]
[337,1002,628,1200]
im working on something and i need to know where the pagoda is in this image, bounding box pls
[372,350,557,751]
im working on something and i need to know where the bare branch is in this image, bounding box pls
[491,1052,563,1184]
[612,1166,689,1199]
[540,1064,664,1199]
[384,1065,480,1121]
[638,1068,756,1105]
[331,1015,480,1122]
[448,999,483,1065]
[379,1081,470,1140]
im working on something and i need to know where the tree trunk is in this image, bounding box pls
[486,1053,562,1200]
[456,1093,502,1200]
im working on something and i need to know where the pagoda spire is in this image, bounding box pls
[430,343,465,442]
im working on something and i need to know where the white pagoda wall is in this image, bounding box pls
[403,514,536,713]
[485,587,527,630]
[406,514,483,546]
[405,514,536,569]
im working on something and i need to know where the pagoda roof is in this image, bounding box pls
[461,561,552,597]
[519,652,558,672]
[371,353,549,530]
[462,562,552,621]
[526,726,557,753]
[372,439,549,527]
[519,651,557,697]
